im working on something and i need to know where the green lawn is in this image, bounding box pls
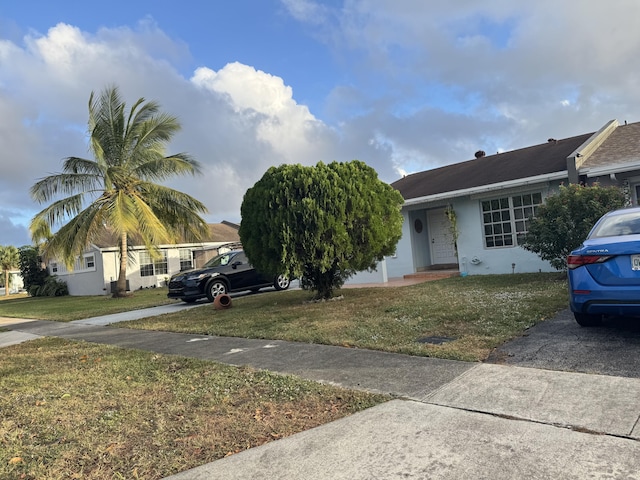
[0,274,569,362]
[121,273,569,362]
[0,287,177,321]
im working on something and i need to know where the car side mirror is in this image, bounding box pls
[231,261,242,269]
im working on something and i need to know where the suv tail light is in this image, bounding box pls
[567,254,612,270]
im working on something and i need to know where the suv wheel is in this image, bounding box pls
[574,312,602,327]
[206,279,228,302]
[274,275,290,291]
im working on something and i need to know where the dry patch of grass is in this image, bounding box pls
[123,273,568,362]
[0,338,387,479]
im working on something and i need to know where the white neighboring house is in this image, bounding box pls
[352,119,640,282]
[47,222,240,296]
[0,269,24,295]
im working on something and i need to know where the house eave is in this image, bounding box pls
[96,241,223,253]
[581,161,640,178]
[402,171,568,207]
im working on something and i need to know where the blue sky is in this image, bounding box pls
[2,0,640,247]
[1,1,339,108]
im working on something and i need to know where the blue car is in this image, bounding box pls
[568,206,640,326]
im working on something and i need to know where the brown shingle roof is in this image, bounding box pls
[207,222,240,243]
[93,222,239,249]
[391,132,594,200]
[581,122,640,169]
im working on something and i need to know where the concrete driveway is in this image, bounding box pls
[487,308,640,378]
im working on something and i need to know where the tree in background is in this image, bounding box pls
[30,85,209,297]
[239,160,404,299]
[17,245,67,297]
[0,245,19,296]
[18,246,49,295]
[521,183,626,270]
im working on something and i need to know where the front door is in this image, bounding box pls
[427,209,457,265]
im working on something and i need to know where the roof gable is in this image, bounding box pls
[580,122,640,170]
[392,132,593,201]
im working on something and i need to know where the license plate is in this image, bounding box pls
[632,255,640,271]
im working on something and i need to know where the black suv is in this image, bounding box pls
[167,250,290,303]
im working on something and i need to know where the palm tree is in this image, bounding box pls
[30,85,209,297]
[0,245,19,296]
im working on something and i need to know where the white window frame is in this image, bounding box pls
[481,192,543,248]
[139,250,168,277]
[179,249,193,271]
[154,251,168,275]
[139,251,155,277]
[48,253,96,275]
[83,254,95,270]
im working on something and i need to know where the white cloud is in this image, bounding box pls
[191,62,333,163]
[5,2,640,246]
[282,0,640,159]
[0,21,381,246]
[280,0,331,25]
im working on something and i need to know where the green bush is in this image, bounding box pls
[239,161,404,299]
[521,183,626,270]
[29,276,69,297]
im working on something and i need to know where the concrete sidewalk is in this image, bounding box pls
[1,310,640,479]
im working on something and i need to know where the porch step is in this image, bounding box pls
[403,270,460,282]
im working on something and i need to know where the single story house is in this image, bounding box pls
[48,221,241,296]
[49,119,640,291]
[369,119,640,280]
[1,269,24,295]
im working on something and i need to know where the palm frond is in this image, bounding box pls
[62,157,105,175]
[30,173,102,203]
[90,86,126,167]
[140,183,209,241]
[127,98,159,131]
[31,193,86,227]
[134,153,202,181]
[130,193,174,246]
[135,112,181,145]
[41,202,105,267]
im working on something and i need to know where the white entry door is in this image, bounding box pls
[427,209,458,265]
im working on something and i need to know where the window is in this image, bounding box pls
[46,253,95,276]
[139,250,167,277]
[482,193,543,248]
[154,251,168,275]
[179,249,193,271]
[139,251,154,277]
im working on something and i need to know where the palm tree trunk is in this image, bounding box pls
[115,231,128,297]
[3,270,8,297]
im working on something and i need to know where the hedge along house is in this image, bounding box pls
[386,119,640,278]
[47,222,240,296]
